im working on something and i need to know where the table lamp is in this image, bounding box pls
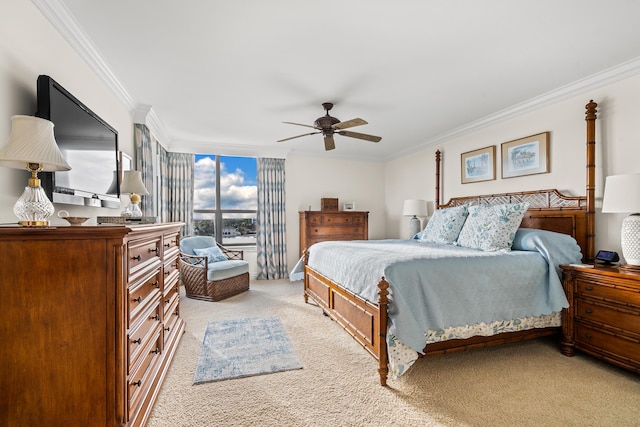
[402,199,428,238]
[0,115,71,226]
[120,170,149,217]
[601,173,640,269]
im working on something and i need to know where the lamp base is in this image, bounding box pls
[18,220,49,227]
[621,213,640,266]
[13,183,54,227]
[409,216,421,238]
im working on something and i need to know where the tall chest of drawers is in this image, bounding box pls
[0,223,185,427]
[299,210,368,256]
[561,265,640,373]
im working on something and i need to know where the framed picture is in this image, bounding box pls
[343,202,355,211]
[119,151,133,182]
[461,146,496,184]
[501,132,549,178]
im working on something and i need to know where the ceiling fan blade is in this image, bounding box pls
[324,135,336,151]
[333,118,367,130]
[277,131,320,142]
[283,121,318,129]
[338,130,382,143]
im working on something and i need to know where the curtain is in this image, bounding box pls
[256,158,288,279]
[133,124,155,216]
[158,142,194,237]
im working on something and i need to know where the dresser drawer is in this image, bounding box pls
[128,296,162,371]
[163,294,180,346]
[128,269,162,323]
[128,236,162,280]
[321,215,354,225]
[128,329,162,418]
[575,323,640,362]
[308,225,363,237]
[163,231,180,252]
[576,278,640,306]
[163,254,180,292]
[576,299,640,336]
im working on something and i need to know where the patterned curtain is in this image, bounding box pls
[256,158,288,279]
[133,124,155,216]
[158,143,194,237]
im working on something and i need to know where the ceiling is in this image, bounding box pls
[37,0,640,161]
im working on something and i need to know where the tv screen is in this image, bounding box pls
[35,75,120,208]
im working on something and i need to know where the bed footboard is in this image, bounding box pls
[304,265,390,385]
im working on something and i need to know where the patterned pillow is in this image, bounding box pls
[456,202,530,251]
[418,205,469,244]
[193,245,228,263]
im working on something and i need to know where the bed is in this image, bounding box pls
[299,101,598,386]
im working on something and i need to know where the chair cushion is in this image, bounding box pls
[207,259,250,281]
[180,236,217,255]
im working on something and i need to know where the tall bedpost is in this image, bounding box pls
[377,278,390,386]
[585,100,597,262]
[435,150,441,209]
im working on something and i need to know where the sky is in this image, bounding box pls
[193,155,257,210]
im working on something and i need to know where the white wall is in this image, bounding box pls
[285,153,386,270]
[385,75,640,263]
[0,0,134,225]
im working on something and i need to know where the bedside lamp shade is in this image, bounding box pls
[602,173,640,267]
[0,115,71,226]
[120,170,149,217]
[402,199,428,238]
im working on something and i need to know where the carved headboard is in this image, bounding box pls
[435,101,597,261]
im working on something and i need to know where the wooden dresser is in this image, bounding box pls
[299,210,368,256]
[561,265,640,373]
[0,223,185,427]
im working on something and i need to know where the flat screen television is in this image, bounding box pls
[35,75,120,208]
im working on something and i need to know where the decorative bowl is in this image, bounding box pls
[57,210,90,226]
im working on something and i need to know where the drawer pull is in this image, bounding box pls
[132,296,142,303]
[165,326,171,332]
[132,380,142,387]
[149,247,159,253]
[174,310,179,316]
[131,254,141,261]
[131,338,141,344]
[152,281,160,288]
[150,314,160,321]
[165,270,171,276]
[164,243,170,248]
[165,299,171,304]
[584,333,592,339]
[585,309,593,314]
[585,286,593,291]
[151,348,160,355]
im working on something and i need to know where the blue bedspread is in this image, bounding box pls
[292,229,579,352]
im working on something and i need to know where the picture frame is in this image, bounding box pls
[461,146,496,184]
[501,132,549,179]
[343,202,355,211]
[119,151,133,183]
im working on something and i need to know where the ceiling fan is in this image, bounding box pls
[277,102,382,151]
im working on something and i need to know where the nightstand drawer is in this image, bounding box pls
[575,324,640,362]
[576,299,640,335]
[577,278,640,306]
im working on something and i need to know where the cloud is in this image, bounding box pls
[193,156,257,211]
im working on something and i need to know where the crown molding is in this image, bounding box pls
[32,0,137,117]
[388,56,640,161]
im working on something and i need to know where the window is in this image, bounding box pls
[193,155,257,246]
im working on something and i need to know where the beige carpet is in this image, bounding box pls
[148,279,640,427]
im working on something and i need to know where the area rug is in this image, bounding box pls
[193,316,303,384]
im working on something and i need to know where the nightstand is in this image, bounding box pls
[560,264,640,373]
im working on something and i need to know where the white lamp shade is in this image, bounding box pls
[402,199,428,217]
[602,174,640,213]
[120,170,149,195]
[0,115,70,171]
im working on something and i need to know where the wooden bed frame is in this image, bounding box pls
[303,101,598,385]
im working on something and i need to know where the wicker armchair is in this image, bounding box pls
[179,236,250,301]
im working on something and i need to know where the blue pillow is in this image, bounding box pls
[456,202,529,251]
[418,205,469,244]
[193,246,228,263]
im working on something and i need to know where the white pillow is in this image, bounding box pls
[418,205,469,244]
[456,202,529,251]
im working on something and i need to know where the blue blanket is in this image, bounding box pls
[292,229,579,352]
